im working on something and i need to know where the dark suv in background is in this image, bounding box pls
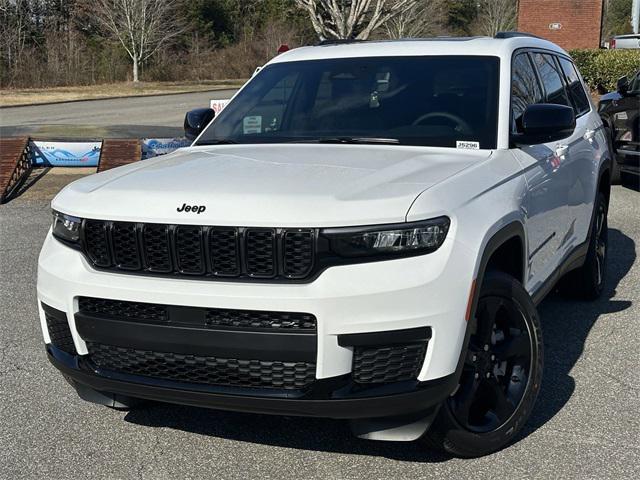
[598,70,640,189]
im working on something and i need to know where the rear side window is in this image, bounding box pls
[511,53,543,132]
[532,53,571,107]
[558,57,590,115]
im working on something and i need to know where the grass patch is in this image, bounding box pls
[0,80,246,107]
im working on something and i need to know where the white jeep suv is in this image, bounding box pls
[38,33,612,457]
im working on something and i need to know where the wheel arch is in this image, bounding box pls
[467,221,526,323]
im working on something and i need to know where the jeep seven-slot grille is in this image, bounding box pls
[86,343,316,390]
[82,220,315,280]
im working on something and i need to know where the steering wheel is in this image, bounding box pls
[412,112,473,136]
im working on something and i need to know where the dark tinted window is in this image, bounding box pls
[197,56,500,149]
[511,53,543,132]
[558,57,590,115]
[532,53,570,107]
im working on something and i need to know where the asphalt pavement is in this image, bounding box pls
[0,89,238,139]
[0,174,638,479]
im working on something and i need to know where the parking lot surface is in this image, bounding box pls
[0,175,638,479]
[0,89,238,139]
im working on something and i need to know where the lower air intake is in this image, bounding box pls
[86,343,316,390]
[44,305,77,355]
[352,342,427,384]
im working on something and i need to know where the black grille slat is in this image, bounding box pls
[283,230,314,278]
[176,226,205,274]
[80,221,315,281]
[143,224,172,272]
[353,343,427,384]
[78,297,168,322]
[84,220,111,267]
[209,228,240,276]
[205,308,316,331]
[245,229,276,277]
[111,222,141,270]
[77,297,316,332]
[87,343,316,390]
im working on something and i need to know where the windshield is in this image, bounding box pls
[196,56,500,149]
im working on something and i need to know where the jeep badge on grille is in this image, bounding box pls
[177,203,206,214]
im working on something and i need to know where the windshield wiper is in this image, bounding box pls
[290,136,401,145]
[196,139,238,145]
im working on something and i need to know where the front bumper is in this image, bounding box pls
[38,229,474,382]
[38,227,474,418]
[47,344,457,419]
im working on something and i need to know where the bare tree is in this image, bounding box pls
[295,0,418,40]
[385,0,445,39]
[94,0,184,82]
[475,0,518,37]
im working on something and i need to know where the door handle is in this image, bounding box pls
[584,129,596,141]
[555,145,569,157]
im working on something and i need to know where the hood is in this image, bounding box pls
[53,144,489,227]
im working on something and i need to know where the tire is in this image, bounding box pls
[424,271,543,458]
[605,127,621,185]
[565,192,609,300]
[620,171,640,191]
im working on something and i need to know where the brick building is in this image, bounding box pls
[518,0,604,50]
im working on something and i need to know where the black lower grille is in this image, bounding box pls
[81,221,315,281]
[44,305,77,355]
[77,297,316,332]
[353,343,427,384]
[87,343,316,390]
[78,297,168,322]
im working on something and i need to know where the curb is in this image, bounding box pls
[0,84,244,109]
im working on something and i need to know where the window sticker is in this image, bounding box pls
[456,140,480,150]
[243,116,262,134]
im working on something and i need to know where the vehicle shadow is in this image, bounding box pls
[521,228,635,437]
[124,228,635,461]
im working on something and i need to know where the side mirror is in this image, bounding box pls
[616,76,629,96]
[513,104,576,145]
[184,108,215,141]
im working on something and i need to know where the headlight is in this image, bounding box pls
[52,210,82,244]
[322,217,450,258]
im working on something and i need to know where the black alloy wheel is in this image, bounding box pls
[425,271,543,458]
[593,199,608,289]
[448,295,532,433]
[561,191,609,300]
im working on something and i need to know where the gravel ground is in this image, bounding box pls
[0,175,638,480]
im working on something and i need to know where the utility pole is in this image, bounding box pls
[633,0,639,33]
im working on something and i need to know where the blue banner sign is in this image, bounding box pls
[31,141,101,167]
[141,137,191,159]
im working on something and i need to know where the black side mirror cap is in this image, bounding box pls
[512,104,576,145]
[184,108,215,141]
[616,76,629,96]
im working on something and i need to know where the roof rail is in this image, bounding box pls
[495,31,542,39]
[317,39,366,46]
